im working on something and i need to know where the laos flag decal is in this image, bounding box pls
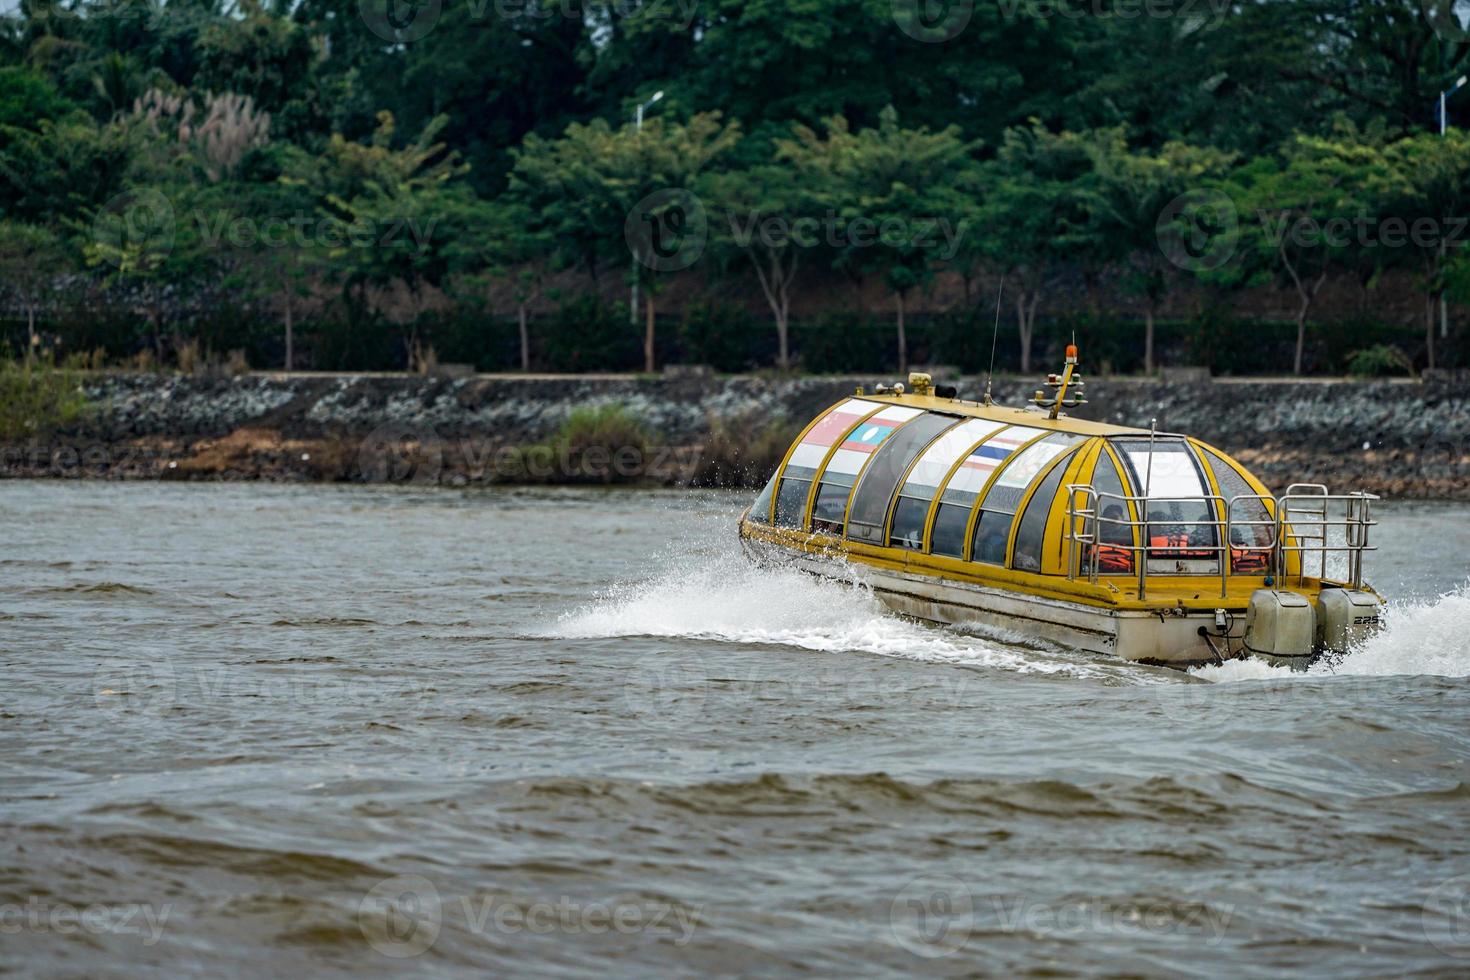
[843,422,899,454]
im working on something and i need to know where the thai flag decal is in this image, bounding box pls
[960,429,1032,476]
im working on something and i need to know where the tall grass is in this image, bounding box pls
[0,356,91,439]
[689,410,801,488]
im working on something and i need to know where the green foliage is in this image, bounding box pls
[0,0,1466,377]
[1347,344,1414,378]
[690,410,801,488]
[0,355,91,439]
[501,403,656,485]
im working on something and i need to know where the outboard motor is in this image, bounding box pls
[1244,589,1316,669]
[1318,588,1382,657]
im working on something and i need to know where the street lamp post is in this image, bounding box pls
[1438,75,1467,342]
[630,90,664,325]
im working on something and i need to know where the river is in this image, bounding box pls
[3,482,1469,976]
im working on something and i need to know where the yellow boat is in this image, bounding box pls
[738,348,1382,669]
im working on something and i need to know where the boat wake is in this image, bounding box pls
[1191,582,1470,683]
[550,553,1126,678]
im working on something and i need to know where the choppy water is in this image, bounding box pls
[2,482,1469,977]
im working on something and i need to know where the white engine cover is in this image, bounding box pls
[1244,590,1315,661]
[1318,589,1381,654]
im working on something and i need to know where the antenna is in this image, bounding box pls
[983,275,1004,407]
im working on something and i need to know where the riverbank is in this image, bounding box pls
[2,370,1467,498]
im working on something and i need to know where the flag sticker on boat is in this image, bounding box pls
[839,405,922,454]
[943,427,1044,496]
[844,423,898,452]
[800,400,872,449]
[960,429,1032,473]
[785,400,874,471]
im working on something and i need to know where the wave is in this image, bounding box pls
[1192,583,1470,684]
[547,552,1117,678]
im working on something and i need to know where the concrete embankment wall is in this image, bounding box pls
[4,371,1467,498]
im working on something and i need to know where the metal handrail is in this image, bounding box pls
[1274,489,1378,588]
[1065,484,1377,598]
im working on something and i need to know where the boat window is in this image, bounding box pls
[1115,438,1219,566]
[971,510,1010,565]
[774,478,811,528]
[889,496,931,550]
[930,502,972,558]
[773,398,881,531]
[811,473,856,533]
[888,418,1006,550]
[845,413,959,544]
[971,433,1085,565]
[1083,449,1134,573]
[1011,449,1078,572]
[748,470,777,524]
[928,426,1044,558]
[1201,446,1274,573]
[807,404,922,535]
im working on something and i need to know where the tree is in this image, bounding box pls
[84,180,217,362]
[1083,129,1236,375]
[975,123,1094,374]
[0,222,71,363]
[1229,127,1384,374]
[507,110,740,372]
[1368,130,1470,370]
[447,196,555,372]
[289,111,471,367]
[704,163,815,370]
[777,107,976,373]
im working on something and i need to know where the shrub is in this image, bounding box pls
[690,410,800,487]
[0,355,91,439]
[503,403,657,484]
[1346,344,1413,378]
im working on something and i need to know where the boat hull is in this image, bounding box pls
[741,534,1233,669]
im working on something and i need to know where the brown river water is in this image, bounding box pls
[2,482,1470,977]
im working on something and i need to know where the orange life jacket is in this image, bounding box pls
[1230,548,1269,573]
[1149,534,1214,560]
[1087,544,1134,572]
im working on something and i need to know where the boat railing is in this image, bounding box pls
[1064,484,1377,599]
[1275,485,1379,589]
